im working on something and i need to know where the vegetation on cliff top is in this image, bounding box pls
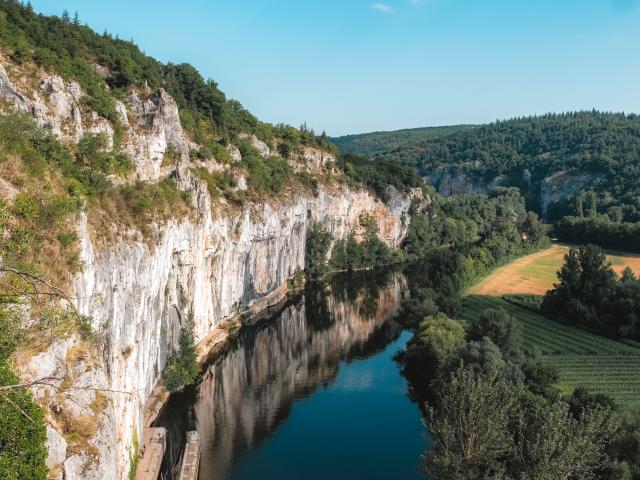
[0,0,336,154]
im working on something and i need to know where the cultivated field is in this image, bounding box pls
[467,244,640,296]
[462,295,640,407]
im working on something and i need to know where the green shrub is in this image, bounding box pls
[305,223,333,280]
[0,308,47,479]
[503,294,543,312]
[12,193,39,221]
[190,167,236,200]
[163,313,199,392]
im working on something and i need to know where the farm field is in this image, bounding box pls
[467,244,640,296]
[462,295,640,407]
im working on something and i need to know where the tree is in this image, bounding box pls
[542,245,616,327]
[466,307,520,356]
[416,313,466,365]
[426,369,518,480]
[163,312,199,392]
[513,402,614,480]
[521,211,545,245]
[305,223,332,280]
[576,195,584,218]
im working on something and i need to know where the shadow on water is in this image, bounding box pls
[155,269,426,479]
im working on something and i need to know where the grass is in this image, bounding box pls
[467,244,640,296]
[462,295,640,407]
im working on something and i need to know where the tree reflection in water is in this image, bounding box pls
[156,270,408,479]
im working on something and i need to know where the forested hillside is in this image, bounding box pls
[334,112,640,220]
[331,125,466,157]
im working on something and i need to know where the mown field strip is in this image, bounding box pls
[461,295,640,407]
[466,244,640,296]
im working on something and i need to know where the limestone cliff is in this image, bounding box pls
[426,164,596,219]
[0,60,413,479]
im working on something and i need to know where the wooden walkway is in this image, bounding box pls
[134,427,166,480]
[178,431,200,480]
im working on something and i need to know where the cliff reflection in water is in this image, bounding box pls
[157,271,408,479]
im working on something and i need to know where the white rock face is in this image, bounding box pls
[240,133,271,157]
[0,64,29,112]
[22,180,412,479]
[540,171,595,219]
[45,426,67,470]
[124,90,196,180]
[1,60,414,479]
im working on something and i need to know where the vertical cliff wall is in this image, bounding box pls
[0,60,414,479]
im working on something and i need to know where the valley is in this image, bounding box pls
[0,2,639,480]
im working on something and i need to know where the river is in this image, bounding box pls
[156,271,428,479]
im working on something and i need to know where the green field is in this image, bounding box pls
[462,295,640,407]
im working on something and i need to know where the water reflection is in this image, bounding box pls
[157,271,415,479]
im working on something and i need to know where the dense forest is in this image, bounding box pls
[334,111,640,250]
[331,125,467,157]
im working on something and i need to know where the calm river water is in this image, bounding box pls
[156,272,428,479]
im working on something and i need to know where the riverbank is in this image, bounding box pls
[153,271,424,480]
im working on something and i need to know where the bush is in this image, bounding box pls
[305,223,333,280]
[163,313,199,392]
[466,307,520,356]
[503,294,543,312]
[12,193,39,221]
[190,167,236,200]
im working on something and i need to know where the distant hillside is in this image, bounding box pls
[331,125,468,158]
[336,112,640,223]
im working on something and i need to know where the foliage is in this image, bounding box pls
[503,294,544,312]
[425,368,519,480]
[413,313,466,368]
[77,133,133,177]
[512,400,614,480]
[162,312,199,392]
[553,215,640,253]
[403,188,544,264]
[337,111,640,222]
[463,295,640,407]
[0,365,48,479]
[331,125,466,157]
[330,215,402,272]
[190,167,236,200]
[336,153,424,202]
[305,223,333,280]
[543,245,640,341]
[426,365,615,480]
[466,307,520,356]
[0,1,336,155]
[234,141,294,196]
[0,309,47,480]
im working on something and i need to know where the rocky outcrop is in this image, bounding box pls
[540,170,595,218]
[23,180,411,479]
[0,64,29,112]
[125,89,196,181]
[427,166,503,196]
[0,61,414,479]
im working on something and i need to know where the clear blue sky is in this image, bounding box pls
[31,0,640,136]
